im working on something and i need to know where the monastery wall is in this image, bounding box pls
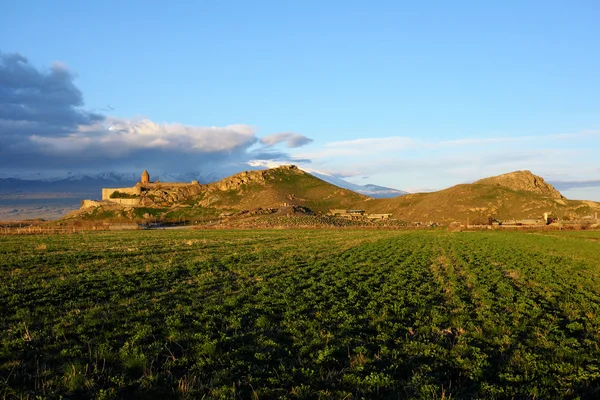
[139,182,199,189]
[108,198,140,206]
[101,187,141,200]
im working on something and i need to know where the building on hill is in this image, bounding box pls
[366,213,393,220]
[97,170,201,206]
[329,209,392,220]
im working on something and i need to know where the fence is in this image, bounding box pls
[0,224,139,235]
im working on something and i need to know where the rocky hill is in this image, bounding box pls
[129,165,367,211]
[68,165,369,221]
[474,170,564,199]
[68,166,600,225]
[194,165,368,212]
[359,171,598,224]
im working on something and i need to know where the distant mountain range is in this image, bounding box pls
[295,168,408,198]
[0,169,408,199]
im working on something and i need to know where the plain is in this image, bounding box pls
[2,229,600,399]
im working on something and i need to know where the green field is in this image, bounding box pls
[2,229,600,399]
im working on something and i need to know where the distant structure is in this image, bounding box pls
[141,169,150,184]
[329,209,392,220]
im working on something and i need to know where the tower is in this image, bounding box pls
[141,169,150,184]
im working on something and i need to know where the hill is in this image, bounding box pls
[295,168,408,198]
[192,165,368,212]
[66,167,600,225]
[67,165,369,222]
[474,170,564,199]
[359,171,600,224]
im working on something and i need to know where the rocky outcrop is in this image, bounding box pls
[138,184,204,207]
[474,170,565,199]
[208,165,302,192]
[121,166,305,207]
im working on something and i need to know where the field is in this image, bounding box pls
[2,229,600,399]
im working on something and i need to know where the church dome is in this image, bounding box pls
[141,169,150,183]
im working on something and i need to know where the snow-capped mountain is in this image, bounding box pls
[0,171,214,198]
[303,170,408,198]
[359,184,409,198]
[0,166,408,199]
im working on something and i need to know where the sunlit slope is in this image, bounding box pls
[357,171,600,223]
[68,167,600,224]
[195,165,368,213]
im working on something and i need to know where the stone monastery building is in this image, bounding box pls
[100,170,200,206]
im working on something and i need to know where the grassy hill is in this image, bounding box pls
[67,166,600,225]
[65,166,368,223]
[359,171,600,224]
[195,165,367,213]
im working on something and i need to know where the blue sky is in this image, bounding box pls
[1,1,600,199]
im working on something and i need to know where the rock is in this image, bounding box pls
[475,170,564,199]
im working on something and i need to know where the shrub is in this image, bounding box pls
[109,191,139,199]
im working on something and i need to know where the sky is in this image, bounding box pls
[1,0,600,199]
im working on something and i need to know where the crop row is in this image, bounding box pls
[1,230,600,398]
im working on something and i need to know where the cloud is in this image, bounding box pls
[1,117,307,172]
[551,180,600,191]
[3,50,599,201]
[260,132,313,148]
[30,118,258,156]
[0,52,307,174]
[0,51,103,137]
[294,131,600,200]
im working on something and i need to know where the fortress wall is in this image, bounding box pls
[102,187,141,200]
[106,223,139,230]
[366,214,392,219]
[107,198,140,206]
[140,182,200,189]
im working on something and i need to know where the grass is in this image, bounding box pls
[201,167,367,214]
[2,229,600,398]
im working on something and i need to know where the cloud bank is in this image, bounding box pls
[30,119,258,156]
[0,51,311,174]
[292,131,600,200]
[2,50,599,201]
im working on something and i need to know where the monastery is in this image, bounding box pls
[82,170,200,208]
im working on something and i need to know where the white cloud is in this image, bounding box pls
[30,118,258,155]
[248,160,288,169]
[260,132,313,148]
[292,130,600,200]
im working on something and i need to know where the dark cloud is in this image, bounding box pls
[0,51,103,138]
[260,132,313,148]
[0,51,311,176]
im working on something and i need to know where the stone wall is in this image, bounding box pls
[104,223,139,230]
[366,214,392,220]
[101,187,141,200]
[140,182,199,189]
[108,198,140,206]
